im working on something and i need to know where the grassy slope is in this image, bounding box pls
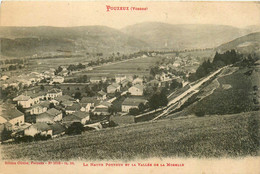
[216,32,260,54]
[1,111,259,160]
[172,66,259,117]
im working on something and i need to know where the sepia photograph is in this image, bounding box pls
[0,1,260,173]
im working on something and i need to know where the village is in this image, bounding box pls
[0,52,198,143]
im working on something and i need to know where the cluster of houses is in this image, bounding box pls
[0,73,150,140]
[0,68,66,90]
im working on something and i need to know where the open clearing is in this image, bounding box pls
[72,56,161,78]
[1,111,259,160]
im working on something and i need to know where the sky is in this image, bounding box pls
[0,1,260,29]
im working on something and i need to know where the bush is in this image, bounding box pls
[34,133,51,141]
[66,122,84,135]
[195,110,205,117]
[129,108,140,116]
[14,135,34,143]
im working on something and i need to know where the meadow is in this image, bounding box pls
[1,111,259,160]
[74,56,161,78]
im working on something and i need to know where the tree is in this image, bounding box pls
[138,103,145,112]
[40,85,45,91]
[17,104,25,113]
[66,122,84,135]
[108,106,117,115]
[49,103,55,109]
[129,108,140,115]
[74,92,82,100]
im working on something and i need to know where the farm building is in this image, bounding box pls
[132,77,143,85]
[90,77,102,83]
[65,103,84,114]
[0,109,24,128]
[46,88,62,100]
[128,84,144,96]
[25,101,50,115]
[97,91,107,101]
[36,108,62,124]
[94,101,112,115]
[80,97,99,112]
[49,123,66,138]
[107,83,120,93]
[121,97,148,112]
[115,74,126,83]
[24,123,52,137]
[50,76,64,84]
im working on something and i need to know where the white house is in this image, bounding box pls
[13,91,46,108]
[90,77,102,83]
[50,76,64,84]
[94,101,112,115]
[107,83,120,93]
[13,95,33,108]
[72,111,90,125]
[115,74,126,83]
[128,84,144,96]
[0,75,9,81]
[132,77,143,85]
[26,101,49,115]
[46,88,62,100]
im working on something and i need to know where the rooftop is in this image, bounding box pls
[31,122,51,132]
[0,109,24,121]
[13,95,31,101]
[48,88,62,94]
[49,123,65,135]
[72,111,89,119]
[66,103,82,111]
[46,108,61,116]
[130,84,144,91]
[122,97,147,106]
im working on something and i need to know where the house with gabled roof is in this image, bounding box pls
[49,123,66,138]
[0,109,24,128]
[93,101,112,115]
[24,122,52,137]
[107,83,120,93]
[128,84,144,96]
[115,74,126,83]
[132,77,143,85]
[13,91,46,108]
[46,88,62,100]
[121,97,148,112]
[36,108,62,124]
[97,90,107,101]
[65,103,84,114]
[80,97,99,112]
[26,101,50,115]
[13,95,33,108]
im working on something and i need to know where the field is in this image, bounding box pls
[1,111,259,160]
[28,56,93,72]
[72,56,161,78]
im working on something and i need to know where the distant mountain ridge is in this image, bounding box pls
[0,26,149,57]
[216,32,260,54]
[122,22,259,50]
[1,23,260,57]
